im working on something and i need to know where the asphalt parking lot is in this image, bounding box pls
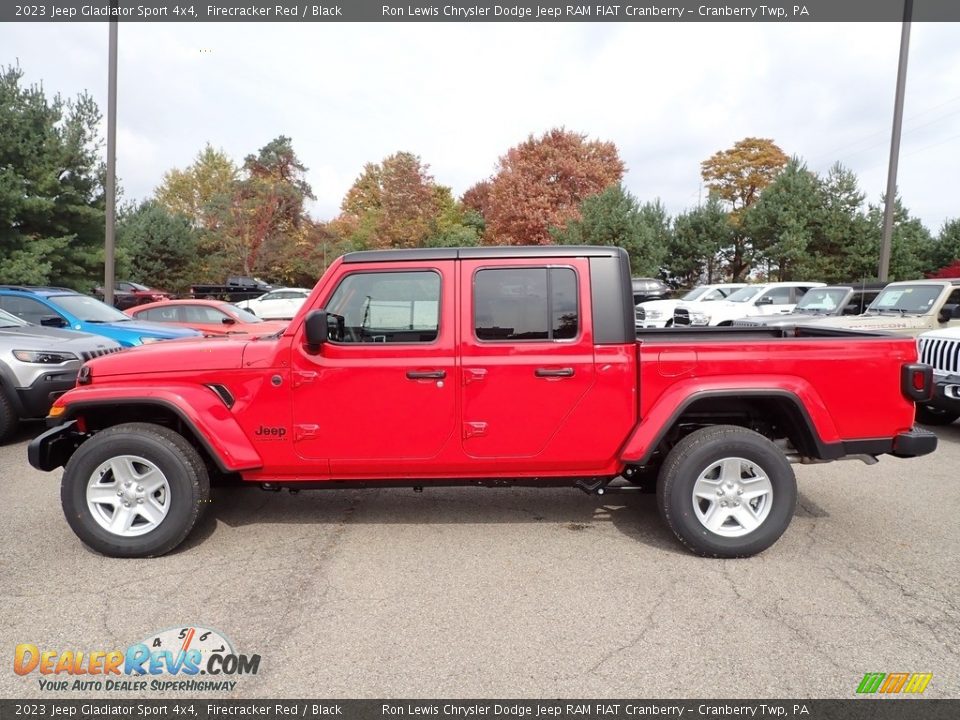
[1,423,958,700]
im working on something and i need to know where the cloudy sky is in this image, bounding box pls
[4,21,960,231]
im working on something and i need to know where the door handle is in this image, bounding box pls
[535,367,574,378]
[406,370,446,380]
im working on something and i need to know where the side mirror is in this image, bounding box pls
[938,304,960,323]
[756,296,774,305]
[40,315,67,328]
[303,310,329,352]
[221,317,237,325]
[842,304,859,316]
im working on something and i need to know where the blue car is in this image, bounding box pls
[0,286,201,347]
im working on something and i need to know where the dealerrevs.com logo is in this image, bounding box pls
[14,626,260,692]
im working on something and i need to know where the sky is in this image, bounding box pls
[3,21,960,232]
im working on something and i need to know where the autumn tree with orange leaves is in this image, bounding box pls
[482,129,625,246]
[700,137,789,280]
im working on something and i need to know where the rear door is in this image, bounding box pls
[459,258,596,466]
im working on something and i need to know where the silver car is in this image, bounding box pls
[0,308,122,441]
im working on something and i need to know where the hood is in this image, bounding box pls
[638,299,681,313]
[85,336,249,377]
[804,314,929,334]
[0,325,122,349]
[97,319,200,338]
[919,327,960,341]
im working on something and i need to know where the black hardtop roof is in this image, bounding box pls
[342,245,625,264]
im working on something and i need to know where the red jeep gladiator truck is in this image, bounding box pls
[28,247,936,559]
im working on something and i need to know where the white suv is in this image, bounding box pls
[637,283,746,329]
[235,288,311,320]
[673,282,825,327]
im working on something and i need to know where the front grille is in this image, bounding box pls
[79,347,122,362]
[635,307,645,322]
[674,308,690,326]
[918,337,960,374]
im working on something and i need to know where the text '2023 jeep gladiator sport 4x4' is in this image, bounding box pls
[29,247,937,558]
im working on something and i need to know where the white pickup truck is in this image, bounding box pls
[672,282,824,327]
[636,283,746,329]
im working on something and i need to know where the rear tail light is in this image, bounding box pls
[901,363,933,402]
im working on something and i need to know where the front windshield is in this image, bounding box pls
[0,308,28,327]
[680,287,709,302]
[725,286,763,303]
[867,285,942,314]
[128,282,149,291]
[49,295,129,322]
[796,288,848,312]
[224,304,261,323]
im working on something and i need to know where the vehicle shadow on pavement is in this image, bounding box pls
[190,484,690,555]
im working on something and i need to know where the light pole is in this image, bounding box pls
[104,16,118,305]
[878,0,913,281]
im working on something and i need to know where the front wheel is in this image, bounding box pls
[915,404,959,426]
[61,423,210,558]
[657,425,796,558]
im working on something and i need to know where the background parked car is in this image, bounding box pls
[673,282,824,326]
[0,307,121,441]
[731,283,886,327]
[93,281,173,310]
[234,287,311,320]
[127,299,289,336]
[631,277,671,305]
[804,278,960,336]
[916,326,960,425]
[0,286,201,347]
[637,283,746,329]
[190,276,274,303]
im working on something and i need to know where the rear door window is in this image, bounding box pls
[474,267,579,342]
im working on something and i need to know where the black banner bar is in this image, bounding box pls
[3,0,960,23]
[1,700,959,720]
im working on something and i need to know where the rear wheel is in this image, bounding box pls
[916,404,959,426]
[657,425,796,558]
[61,423,209,558]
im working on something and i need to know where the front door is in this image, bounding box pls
[291,262,458,476]
[459,258,596,467]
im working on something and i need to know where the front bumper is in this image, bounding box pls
[28,419,83,472]
[926,373,960,414]
[14,370,78,419]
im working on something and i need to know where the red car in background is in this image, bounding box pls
[126,299,288,336]
[94,281,173,310]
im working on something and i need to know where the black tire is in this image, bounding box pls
[915,404,959,426]
[61,422,209,558]
[656,425,797,558]
[0,388,20,443]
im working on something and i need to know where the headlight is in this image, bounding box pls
[689,313,710,326]
[647,310,663,319]
[139,337,163,344]
[12,350,79,364]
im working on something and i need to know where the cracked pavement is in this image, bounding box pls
[1,423,958,699]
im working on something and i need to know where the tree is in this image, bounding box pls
[117,201,199,294]
[927,218,960,275]
[551,186,667,276]
[0,65,106,288]
[336,151,479,249]
[742,158,821,281]
[666,196,732,286]
[484,128,625,246]
[866,195,934,281]
[154,144,237,232]
[700,137,789,280]
[212,136,316,277]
